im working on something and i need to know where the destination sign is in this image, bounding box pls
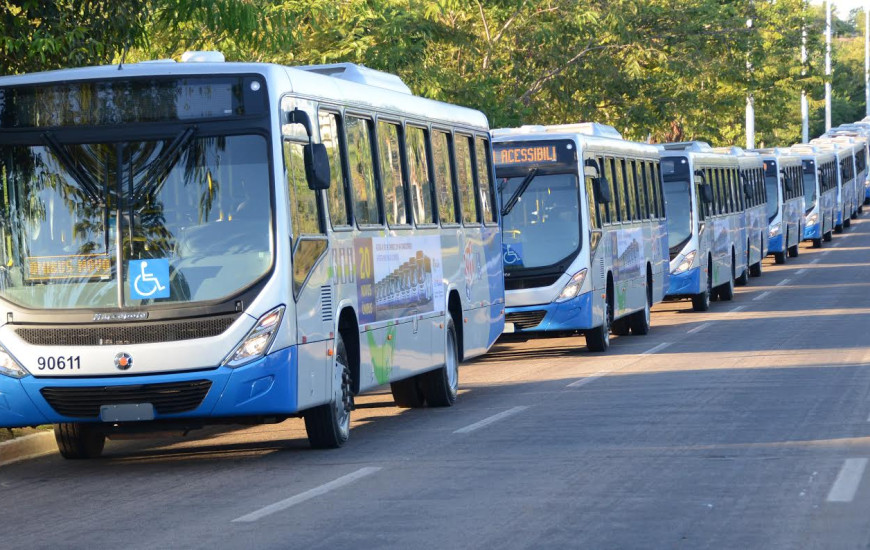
[493,139,576,168]
[26,254,112,281]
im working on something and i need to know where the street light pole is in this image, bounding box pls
[802,16,809,143]
[746,16,755,149]
[865,1,869,117]
[825,0,832,131]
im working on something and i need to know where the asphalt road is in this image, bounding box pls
[4,215,870,549]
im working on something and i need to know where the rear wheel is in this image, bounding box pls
[390,376,425,408]
[304,333,353,449]
[629,286,652,335]
[823,230,833,242]
[774,250,787,264]
[844,216,852,228]
[717,262,735,301]
[586,290,612,352]
[611,315,631,336]
[812,237,822,248]
[691,267,712,312]
[55,423,105,459]
[421,318,459,407]
[735,248,750,286]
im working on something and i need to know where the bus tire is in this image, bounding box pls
[390,377,425,408]
[749,260,762,277]
[844,217,852,228]
[304,333,353,449]
[735,246,749,286]
[812,237,822,248]
[629,289,651,336]
[421,318,459,407]
[774,250,786,264]
[787,242,799,258]
[585,289,612,352]
[612,316,631,336]
[823,230,833,242]
[54,423,105,459]
[691,268,712,312]
[717,263,735,301]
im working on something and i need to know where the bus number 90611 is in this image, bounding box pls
[37,356,81,371]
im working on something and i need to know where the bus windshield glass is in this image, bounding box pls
[764,160,779,221]
[499,172,581,269]
[661,158,692,251]
[802,160,817,210]
[0,134,272,309]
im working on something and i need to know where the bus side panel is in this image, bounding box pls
[459,226,504,358]
[296,340,330,411]
[654,219,669,301]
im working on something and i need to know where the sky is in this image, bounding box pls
[813,0,867,18]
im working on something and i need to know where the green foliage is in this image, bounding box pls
[3,0,869,149]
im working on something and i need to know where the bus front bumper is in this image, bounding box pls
[504,291,596,334]
[0,346,298,428]
[803,222,821,240]
[665,266,702,298]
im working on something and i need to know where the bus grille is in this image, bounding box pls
[506,310,547,330]
[40,380,212,418]
[504,273,561,290]
[15,315,239,346]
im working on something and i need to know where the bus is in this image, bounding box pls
[714,147,768,277]
[822,127,870,206]
[659,143,748,311]
[811,138,861,229]
[493,123,668,352]
[753,149,805,264]
[789,145,838,248]
[0,53,505,458]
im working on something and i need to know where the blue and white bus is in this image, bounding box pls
[754,149,805,264]
[790,145,838,247]
[811,138,860,230]
[822,127,870,207]
[494,123,668,352]
[660,143,748,311]
[715,147,768,277]
[0,53,505,457]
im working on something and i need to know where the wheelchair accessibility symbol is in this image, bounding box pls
[129,259,170,300]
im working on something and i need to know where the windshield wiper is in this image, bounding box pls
[135,126,198,201]
[501,168,538,217]
[41,132,103,204]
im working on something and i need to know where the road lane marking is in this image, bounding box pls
[729,305,746,313]
[795,269,806,275]
[775,278,791,287]
[454,406,528,434]
[810,259,820,264]
[641,342,672,355]
[687,323,710,334]
[753,291,771,301]
[833,241,842,247]
[567,374,604,388]
[233,467,382,522]
[827,458,868,503]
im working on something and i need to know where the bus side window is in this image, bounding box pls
[284,140,325,239]
[346,116,381,226]
[653,161,664,218]
[601,156,615,224]
[583,157,600,230]
[455,134,479,225]
[377,120,408,227]
[474,136,497,225]
[635,160,649,220]
[318,110,351,228]
[432,130,458,224]
[611,157,627,222]
[622,159,636,221]
[406,125,436,225]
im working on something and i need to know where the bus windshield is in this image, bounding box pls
[0,134,272,309]
[802,160,817,211]
[764,162,779,222]
[499,172,581,269]
[663,179,692,250]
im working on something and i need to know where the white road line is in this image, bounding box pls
[810,259,820,264]
[795,269,806,275]
[232,467,382,522]
[454,406,529,434]
[729,305,746,313]
[687,323,710,334]
[833,241,842,247]
[642,342,672,355]
[566,374,604,388]
[775,278,791,287]
[827,458,869,503]
[753,291,771,301]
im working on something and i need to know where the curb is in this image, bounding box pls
[0,431,57,467]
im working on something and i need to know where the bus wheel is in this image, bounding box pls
[629,288,651,336]
[585,293,612,352]
[749,257,763,277]
[787,242,799,258]
[55,423,105,459]
[823,230,833,242]
[844,217,852,228]
[390,377,425,408]
[717,263,735,301]
[691,269,712,312]
[421,318,459,407]
[611,315,631,336]
[305,333,353,449]
[774,250,787,264]
[812,237,822,248]
[735,249,750,286]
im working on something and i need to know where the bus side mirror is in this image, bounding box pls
[304,143,331,191]
[594,176,612,203]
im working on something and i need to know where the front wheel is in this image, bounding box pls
[421,318,459,407]
[823,230,833,242]
[55,423,105,459]
[787,242,799,258]
[304,333,353,449]
[812,237,822,248]
[774,250,787,264]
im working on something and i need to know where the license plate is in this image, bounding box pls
[100,403,155,422]
[503,322,515,334]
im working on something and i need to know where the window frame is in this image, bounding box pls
[345,112,384,228]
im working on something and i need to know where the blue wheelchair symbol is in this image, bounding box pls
[129,259,170,300]
[502,244,524,266]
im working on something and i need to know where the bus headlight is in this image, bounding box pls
[806,213,818,226]
[555,269,587,303]
[672,250,696,275]
[0,344,28,379]
[769,223,781,238]
[223,306,285,367]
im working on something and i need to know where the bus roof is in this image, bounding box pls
[0,54,490,131]
[492,123,658,157]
